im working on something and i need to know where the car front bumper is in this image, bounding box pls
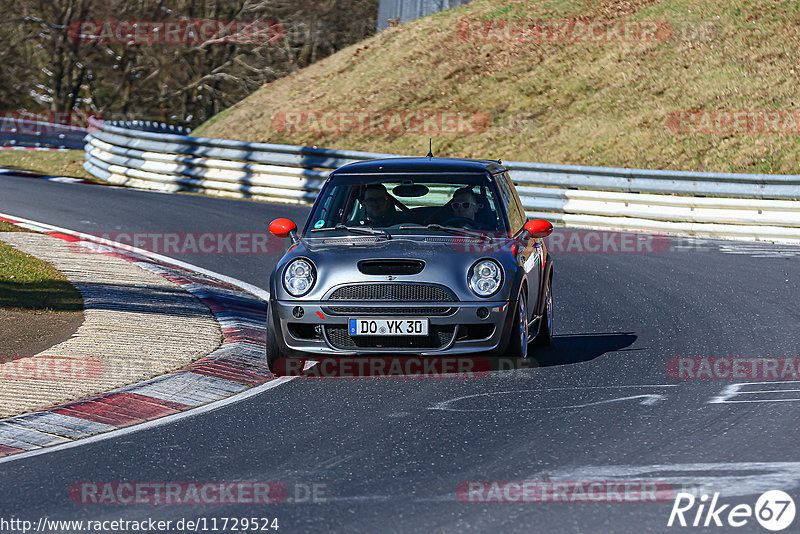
[270,299,520,356]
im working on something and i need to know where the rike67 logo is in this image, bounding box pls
[668,490,796,531]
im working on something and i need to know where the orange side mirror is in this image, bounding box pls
[523,219,553,239]
[269,218,297,239]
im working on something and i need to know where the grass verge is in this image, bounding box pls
[0,225,83,312]
[0,149,95,181]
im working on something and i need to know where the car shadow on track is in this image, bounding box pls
[269,333,639,377]
[522,332,638,369]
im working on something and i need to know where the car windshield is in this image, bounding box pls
[305,173,508,236]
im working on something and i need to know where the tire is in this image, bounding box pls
[533,276,553,346]
[265,302,286,373]
[505,288,529,358]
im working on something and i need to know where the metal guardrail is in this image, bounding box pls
[104,120,192,135]
[83,118,800,243]
[0,118,88,150]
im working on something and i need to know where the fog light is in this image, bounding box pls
[292,306,304,318]
[477,307,489,319]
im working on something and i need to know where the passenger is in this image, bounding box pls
[449,187,480,223]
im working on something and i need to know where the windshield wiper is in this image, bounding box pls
[398,224,493,241]
[310,224,391,239]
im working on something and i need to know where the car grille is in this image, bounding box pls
[328,284,455,302]
[323,306,455,316]
[325,325,457,349]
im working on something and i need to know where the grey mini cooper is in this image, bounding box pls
[266,157,554,368]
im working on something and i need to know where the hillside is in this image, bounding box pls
[194,0,800,174]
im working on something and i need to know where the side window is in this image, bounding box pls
[313,191,333,226]
[317,185,349,226]
[496,173,525,234]
[495,173,511,208]
[506,172,528,230]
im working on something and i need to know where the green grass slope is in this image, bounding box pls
[194,0,800,174]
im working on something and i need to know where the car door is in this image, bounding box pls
[498,172,540,324]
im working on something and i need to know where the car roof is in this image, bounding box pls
[331,157,507,175]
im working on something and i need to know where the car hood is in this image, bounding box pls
[271,235,520,301]
[302,234,512,253]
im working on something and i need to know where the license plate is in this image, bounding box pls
[348,318,429,336]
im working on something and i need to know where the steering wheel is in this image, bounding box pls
[442,216,478,229]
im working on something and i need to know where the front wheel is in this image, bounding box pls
[505,289,529,358]
[532,277,553,346]
[265,302,286,373]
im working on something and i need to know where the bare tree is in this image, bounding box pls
[0,0,378,126]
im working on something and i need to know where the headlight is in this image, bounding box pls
[468,259,503,298]
[283,258,316,296]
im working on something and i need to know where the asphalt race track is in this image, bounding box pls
[1,174,799,533]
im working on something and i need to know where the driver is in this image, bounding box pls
[449,187,480,224]
[363,184,401,226]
